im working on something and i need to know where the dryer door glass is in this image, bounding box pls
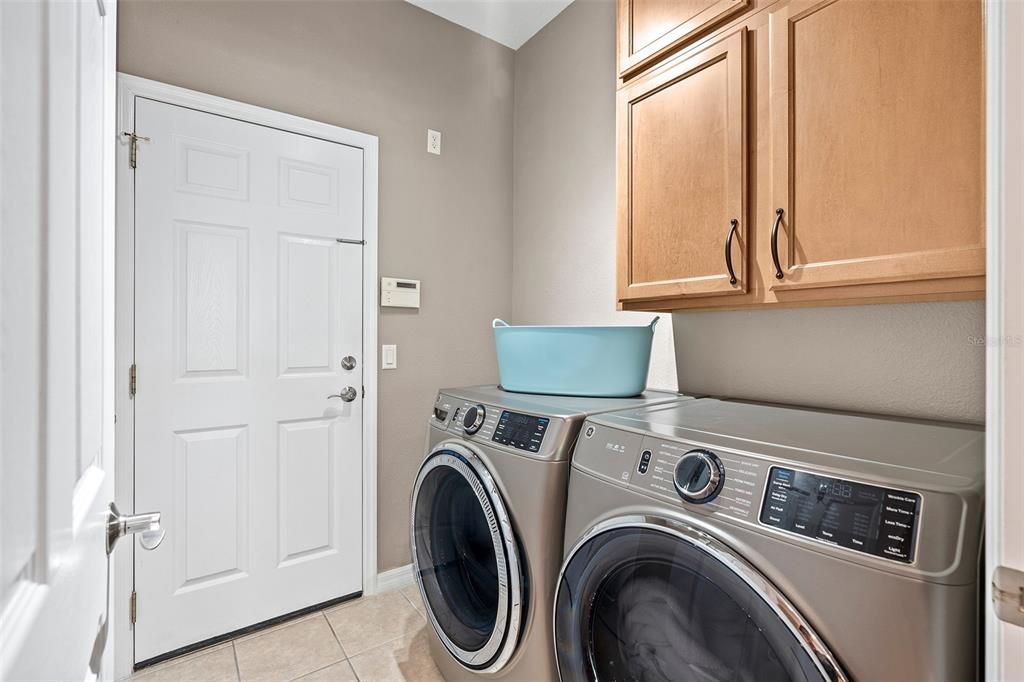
[555,526,839,682]
[411,448,523,671]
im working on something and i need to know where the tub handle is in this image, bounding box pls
[493,319,510,328]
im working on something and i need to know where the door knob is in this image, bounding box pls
[328,386,358,402]
[106,502,165,554]
[341,355,357,370]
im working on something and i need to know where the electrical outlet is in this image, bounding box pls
[427,129,441,155]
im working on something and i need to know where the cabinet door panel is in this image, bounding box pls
[619,0,750,79]
[769,0,984,291]
[617,29,748,302]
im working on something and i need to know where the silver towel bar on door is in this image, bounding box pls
[336,238,366,245]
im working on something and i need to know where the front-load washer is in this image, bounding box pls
[411,386,690,682]
[556,398,984,682]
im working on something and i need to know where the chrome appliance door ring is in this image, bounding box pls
[411,442,524,673]
[555,514,847,682]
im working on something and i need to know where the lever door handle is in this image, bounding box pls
[107,502,165,554]
[328,386,358,402]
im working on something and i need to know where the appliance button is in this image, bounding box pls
[462,404,486,434]
[673,450,725,504]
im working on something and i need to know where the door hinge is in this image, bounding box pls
[122,132,151,169]
[129,363,137,398]
[993,565,1024,628]
[362,386,366,399]
[129,590,137,625]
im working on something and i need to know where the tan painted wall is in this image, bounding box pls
[512,0,984,423]
[118,0,514,571]
[511,0,678,391]
[120,0,985,578]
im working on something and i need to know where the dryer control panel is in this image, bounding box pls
[573,421,925,566]
[760,466,920,563]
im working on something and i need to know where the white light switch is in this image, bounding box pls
[382,344,398,370]
[427,129,441,155]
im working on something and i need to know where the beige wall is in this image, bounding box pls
[512,0,678,390]
[118,0,514,571]
[120,0,985,576]
[673,302,985,422]
[512,0,984,423]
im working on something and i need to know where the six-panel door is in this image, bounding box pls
[133,97,365,662]
[617,28,748,303]
[768,0,985,292]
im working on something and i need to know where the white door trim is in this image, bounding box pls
[985,0,1024,678]
[113,73,379,679]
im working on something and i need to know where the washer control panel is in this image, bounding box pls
[492,410,549,453]
[759,467,921,564]
[433,395,559,458]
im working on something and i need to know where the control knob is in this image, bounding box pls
[462,404,486,435]
[673,449,724,504]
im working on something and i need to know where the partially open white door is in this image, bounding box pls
[1,0,120,679]
[987,0,1024,678]
[130,98,365,663]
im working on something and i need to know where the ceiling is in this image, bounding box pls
[406,0,574,49]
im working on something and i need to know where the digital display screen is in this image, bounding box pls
[396,281,416,289]
[492,411,549,452]
[759,467,920,563]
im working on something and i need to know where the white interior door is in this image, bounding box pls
[1,0,119,679]
[132,98,365,662]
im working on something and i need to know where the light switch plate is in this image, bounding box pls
[382,344,398,370]
[427,129,441,155]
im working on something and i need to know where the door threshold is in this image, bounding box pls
[134,591,362,671]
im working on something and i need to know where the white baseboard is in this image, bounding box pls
[374,564,414,594]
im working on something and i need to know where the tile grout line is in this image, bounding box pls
[321,610,351,661]
[320,610,362,682]
[231,641,241,682]
[344,628,421,662]
[284,659,354,682]
[398,586,426,619]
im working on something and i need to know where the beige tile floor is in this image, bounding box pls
[130,585,444,682]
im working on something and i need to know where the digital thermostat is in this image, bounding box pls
[381,277,420,308]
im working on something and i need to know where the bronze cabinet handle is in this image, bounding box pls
[770,208,785,280]
[724,219,739,285]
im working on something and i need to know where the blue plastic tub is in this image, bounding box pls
[492,317,658,398]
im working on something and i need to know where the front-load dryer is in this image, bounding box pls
[556,398,984,681]
[412,386,689,682]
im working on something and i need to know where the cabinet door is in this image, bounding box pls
[618,0,750,79]
[617,29,748,303]
[768,0,985,292]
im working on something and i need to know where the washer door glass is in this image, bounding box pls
[555,526,838,682]
[411,448,521,670]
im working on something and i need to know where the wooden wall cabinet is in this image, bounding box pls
[618,0,750,79]
[617,29,748,303]
[616,0,985,312]
[767,0,985,293]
